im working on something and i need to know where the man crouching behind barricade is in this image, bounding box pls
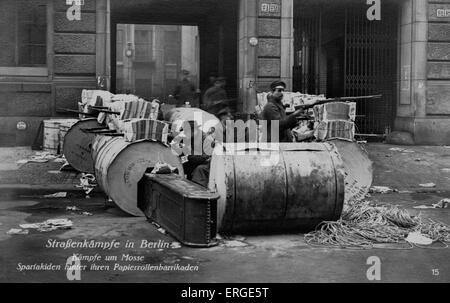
[260,80,309,143]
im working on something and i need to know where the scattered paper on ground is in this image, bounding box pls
[222,240,248,247]
[170,242,182,249]
[434,199,450,209]
[389,148,414,153]
[419,183,436,188]
[47,170,61,174]
[405,232,433,245]
[76,173,97,195]
[53,157,66,163]
[16,152,58,164]
[19,218,73,232]
[370,186,395,194]
[44,192,67,198]
[7,228,29,235]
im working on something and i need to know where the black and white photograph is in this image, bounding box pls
[0,0,449,289]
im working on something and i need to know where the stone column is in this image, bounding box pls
[238,0,294,113]
[396,0,450,144]
[96,0,111,90]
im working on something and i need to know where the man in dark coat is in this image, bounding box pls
[203,76,228,111]
[261,81,304,142]
[173,70,198,107]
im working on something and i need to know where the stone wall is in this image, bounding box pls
[0,0,100,146]
[238,0,293,113]
[53,0,98,115]
[396,0,450,144]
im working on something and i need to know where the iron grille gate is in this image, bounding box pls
[293,1,398,135]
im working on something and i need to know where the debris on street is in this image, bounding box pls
[434,199,450,209]
[157,228,167,235]
[16,152,58,165]
[76,173,97,196]
[369,186,395,194]
[419,183,436,188]
[6,228,29,235]
[389,148,415,153]
[219,235,249,248]
[415,199,450,209]
[47,170,61,174]
[53,157,66,163]
[305,201,450,249]
[43,192,67,198]
[405,232,433,246]
[170,242,182,249]
[19,218,73,232]
[66,206,93,216]
[222,240,248,248]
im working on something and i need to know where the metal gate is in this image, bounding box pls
[293,1,398,135]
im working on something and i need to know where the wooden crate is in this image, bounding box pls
[138,174,219,247]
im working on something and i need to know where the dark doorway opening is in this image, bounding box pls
[110,0,238,109]
[293,0,399,135]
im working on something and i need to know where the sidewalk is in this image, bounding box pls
[0,147,82,196]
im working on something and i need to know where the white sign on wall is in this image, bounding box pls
[437,9,450,18]
[261,3,280,13]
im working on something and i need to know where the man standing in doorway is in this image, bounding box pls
[173,69,198,107]
[203,76,228,111]
[261,80,304,142]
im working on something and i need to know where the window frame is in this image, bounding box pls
[0,0,50,77]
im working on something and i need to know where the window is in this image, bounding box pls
[116,28,124,63]
[0,0,47,68]
[134,29,153,62]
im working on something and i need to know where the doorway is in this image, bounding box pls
[293,0,399,135]
[115,24,199,103]
[110,0,238,108]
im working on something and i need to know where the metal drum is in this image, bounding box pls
[92,135,184,217]
[63,118,103,173]
[208,142,345,234]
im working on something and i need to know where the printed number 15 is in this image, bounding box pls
[432,269,439,276]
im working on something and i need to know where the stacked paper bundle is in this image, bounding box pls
[313,102,357,142]
[79,90,113,118]
[121,99,160,120]
[314,120,356,141]
[122,119,170,143]
[313,102,356,122]
[111,94,140,103]
[103,99,160,130]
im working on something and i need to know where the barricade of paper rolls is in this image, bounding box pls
[256,92,356,142]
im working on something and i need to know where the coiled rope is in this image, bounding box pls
[305,201,450,249]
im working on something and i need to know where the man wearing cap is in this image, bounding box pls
[261,81,304,142]
[202,76,228,111]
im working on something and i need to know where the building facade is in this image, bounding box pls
[0,0,449,146]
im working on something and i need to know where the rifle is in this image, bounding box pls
[293,94,382,111]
